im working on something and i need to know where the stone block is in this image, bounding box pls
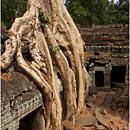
[103,94,114,104]
[89,86,97,95]
[75,115,98,127]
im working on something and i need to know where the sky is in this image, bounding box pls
[108,0,118,3]
[64,0,119,4]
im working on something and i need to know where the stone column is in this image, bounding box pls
[104,70,111,88]
[89,71,95,87]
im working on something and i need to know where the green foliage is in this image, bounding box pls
[66,0,89,26]
[114,0,129,24]
[106,0,129,24]
[66,0,111,26]
[95,0,111,25]
[44,34,49,38]
[8,66,14,72]
[50,45,60,52]
[39,9,51,27]
[2,0,129,29]
[65,0,129,26]
[2,0,27,29]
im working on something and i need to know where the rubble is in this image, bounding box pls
[75,115,98,127]
[95,109,110,129]
[89,86,97,95]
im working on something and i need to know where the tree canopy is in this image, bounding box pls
[1,0,129,28]
[2,0,27,29]
[114,0,129,24]
[65,0,129,26]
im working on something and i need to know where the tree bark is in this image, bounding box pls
[1,0,89,129]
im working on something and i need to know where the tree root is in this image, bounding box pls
[1,0,90,129]
[1,36,17,70]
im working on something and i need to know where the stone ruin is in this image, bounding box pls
[1,72,45,130]
[1,24,129,130]
[79,24,129,90]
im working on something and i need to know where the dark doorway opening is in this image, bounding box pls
[111,66,126,88]
[85,64,89,72]
[18,112,32,130]
[95,71,104,87]
[18,107,44,130]
[94,52,99,55]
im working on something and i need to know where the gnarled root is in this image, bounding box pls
[84,66,90,96]
[1,36,17,70]
[16,41,53,130]
[1,0,89,129]
[44,25,77,119]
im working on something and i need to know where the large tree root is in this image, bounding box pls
[1,0,89,129]
[1,36,17,70]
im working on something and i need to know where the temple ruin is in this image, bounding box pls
[1,72,45,130]
[1,24,129,129]
[80,24,129,89]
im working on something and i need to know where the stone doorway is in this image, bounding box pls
[110,66,126,88]
[18,107,45,130]
[95,71,104,87]
[85,64,89,72]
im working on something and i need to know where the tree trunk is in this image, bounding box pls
[1,0,89,129]
[112,0,114,10]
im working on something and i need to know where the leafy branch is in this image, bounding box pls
[44,34,49,38]
[50,45,60,52]
[39,8,51,27]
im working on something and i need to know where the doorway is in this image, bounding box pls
[110,66,126,88]
[95,71,104,87]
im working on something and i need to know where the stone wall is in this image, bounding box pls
[79,24,129,89]
[80,24,129,46]
[1,72,44,130]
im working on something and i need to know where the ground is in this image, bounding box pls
[63,89,129,130]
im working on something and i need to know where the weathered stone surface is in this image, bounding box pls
[81,126,92,130]
[95,124,106,130]
[89,86,97,95]
[80,25,128,46]
[82,24,129,90]
[1,72,43,130]
[109,121,119,130]
[103,94,114,104]
[75,115,98,127]
[99,108,107,115]
[62,121,76,130]
[86,96,95,102]
[112,82,125,89]
[86,102,96,109]
[113,88,123,100]
[95,109,110,129]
